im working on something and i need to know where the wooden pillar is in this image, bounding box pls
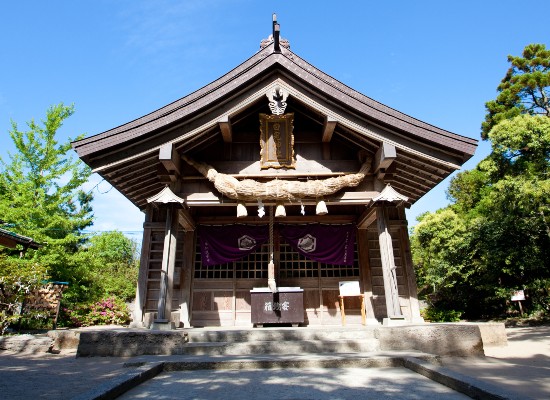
[131,205,153,327]
[376,205,403,319]
[179,230,195,328]
[357,229,380,325]
[398,207,424,323]
[153,205,179,329]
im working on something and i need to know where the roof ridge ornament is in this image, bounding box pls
[260,14,290,50]
[266,85,289,115]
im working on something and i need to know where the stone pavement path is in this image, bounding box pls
[0,349,130,399]
[117,366,470,400]
[440,325,550,400]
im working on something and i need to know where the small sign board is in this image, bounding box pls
[511,290,525,301]
[259,113,295,169]
[339,281,361,296]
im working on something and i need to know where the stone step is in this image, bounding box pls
[180,338,381,356]
[0,334,52,354]
[188,327,378,343]
[73,323,491,357]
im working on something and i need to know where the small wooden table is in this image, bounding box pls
[338,294,366,326]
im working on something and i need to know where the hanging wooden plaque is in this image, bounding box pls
[259,113,295,169]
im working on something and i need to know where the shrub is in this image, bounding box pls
[62,296,130,327]
[421,307,462,322]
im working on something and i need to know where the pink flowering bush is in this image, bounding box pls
[63,296,130,327]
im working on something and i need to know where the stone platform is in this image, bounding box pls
[63,322,507,358]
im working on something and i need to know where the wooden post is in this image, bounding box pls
[356,228,380,325]
[153,205,178,329]
[179,230,195,328]
[376,205,403,319]
[397,206,424,323]
[131,205,153,327]
[338,295,367,326]
[339,296,346,326]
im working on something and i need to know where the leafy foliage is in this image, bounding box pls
[62,296,131,327]
[0,103,93,272]
[412,44,550,320]
[482,43,550,139]
[72,231,139,303]
[421,307,462,323]
[0,105,139,332]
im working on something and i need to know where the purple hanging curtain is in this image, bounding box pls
[198,225,269,266]
[279,224,356,266]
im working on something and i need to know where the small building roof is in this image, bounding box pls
[0,226,41,250]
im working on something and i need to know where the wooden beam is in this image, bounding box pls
[374,142,397,174]
[218,116,233,143]
[0,236,17,248]
[357,207,377,229]
[197,214,356,225]
[159,143,181,177]
[206,159,361,177]
[377,161,397,181]
[125,181,164,198]
[107,159,157,181]
[112,166,158,185]
[178,208,196,232]
[180,190,379,207]
[322,116,337,143]
[118,176,159,193]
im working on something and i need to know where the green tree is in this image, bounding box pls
[0,104,94,325]
[482,43,550,140]
[74,231,139,302]
[412,44,550,319]
[60,231,138,327]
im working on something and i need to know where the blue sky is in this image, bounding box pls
[1,1,548,240]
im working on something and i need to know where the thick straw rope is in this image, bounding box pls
[182,155,372,202]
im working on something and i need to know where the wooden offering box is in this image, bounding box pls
[250,287,304,327]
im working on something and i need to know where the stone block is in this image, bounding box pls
[470,322,508,347]
[76,329,189,357]
[377,323,484,356]
[48,329,81,351]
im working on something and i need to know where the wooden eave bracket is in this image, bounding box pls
[374,142,397,180]
[159,143,181,181]
[218,116,233,143]
[178,208,196,232]
[322,116,337,143]
[357,207,377,229]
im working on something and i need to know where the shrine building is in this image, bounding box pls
[73,18,477,329]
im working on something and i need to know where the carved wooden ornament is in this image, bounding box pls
[259,113,295,169]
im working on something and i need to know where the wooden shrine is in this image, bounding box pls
[72,17,477,329]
